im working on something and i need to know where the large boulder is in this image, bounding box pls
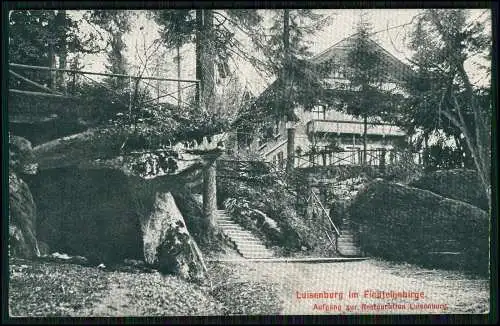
[9,172,40,258]
[142,192,206,282]
[409,169,488,211]
[349,179,489,274]
[9,135,37,175]
[26,167,143,263]
[171,188,209,247]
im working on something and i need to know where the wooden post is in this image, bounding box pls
[203,159,217,231]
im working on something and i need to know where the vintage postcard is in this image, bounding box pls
[5,3,494,321]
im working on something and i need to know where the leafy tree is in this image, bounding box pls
[400,9,491,210]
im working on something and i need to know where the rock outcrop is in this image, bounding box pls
[349,179,489,274]
[9,172,40,258]
[409,169,488,211]
[21,166,207,282]
[143,192,206,282]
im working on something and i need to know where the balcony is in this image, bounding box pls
[306,119,405,137]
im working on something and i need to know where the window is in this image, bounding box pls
[312,105,326,120]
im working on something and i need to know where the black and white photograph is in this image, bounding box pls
[5,4,494,318]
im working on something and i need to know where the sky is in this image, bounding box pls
[73,9,491,97]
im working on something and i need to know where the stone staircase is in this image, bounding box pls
[216,209,274,259]
[336,218,361,257]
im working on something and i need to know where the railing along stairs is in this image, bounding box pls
[308,189,341,252]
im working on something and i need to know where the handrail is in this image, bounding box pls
[9,63,200,84]
[311,190,340,236]
[9,69,63,95]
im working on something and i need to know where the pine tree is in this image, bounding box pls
[250,10,333,171]
[342,12,387,165]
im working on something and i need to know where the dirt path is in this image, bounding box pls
[9,256,489,316]
[209,258,489,315]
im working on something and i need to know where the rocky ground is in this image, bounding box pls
[8,252,489,317]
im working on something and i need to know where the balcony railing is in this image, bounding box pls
[296,148,423,168]
[307,119,405,137]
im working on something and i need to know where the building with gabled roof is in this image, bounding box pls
[235,35,420,168]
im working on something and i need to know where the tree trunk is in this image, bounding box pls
[284,9,290,56]
[287,126,295,171]
[56,10,67,91]
[195,9,214,110]
[363,114,368,165]
[48,43,57,90]
[195,10,202,107]
[283,9,295,173]
[176,44,182,108]
[202,160,217,231]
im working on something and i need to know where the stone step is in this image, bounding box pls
[217,218,233,222]
[217,209,275,259]
[238,251,274,258]
[241,254,274,259]
[337,245,360,251]
[236,244,269,251]
[223,229,255,235]
[338,244,359,250]
[237,248,273,254]
[337,241,359,246]
[217,218,236,222]
[217,216,232,220]
[339,237,354,241]
[338,241,358,246]
[221,229,252,235]
[235,238,265,244]
[337,246,359,252]
[218,222,240,227]
[234,238,264,244]
[225,233,255,241]
[236,245,272,252]
[337,249,361,256]
[232,239,268,247]
[242,255,274,259]
[222,230,252,237]
[220,226,248,233]
[219,224,244,229]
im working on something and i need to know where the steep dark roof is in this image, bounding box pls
[249,35,418,116]
[310,35,417,84]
